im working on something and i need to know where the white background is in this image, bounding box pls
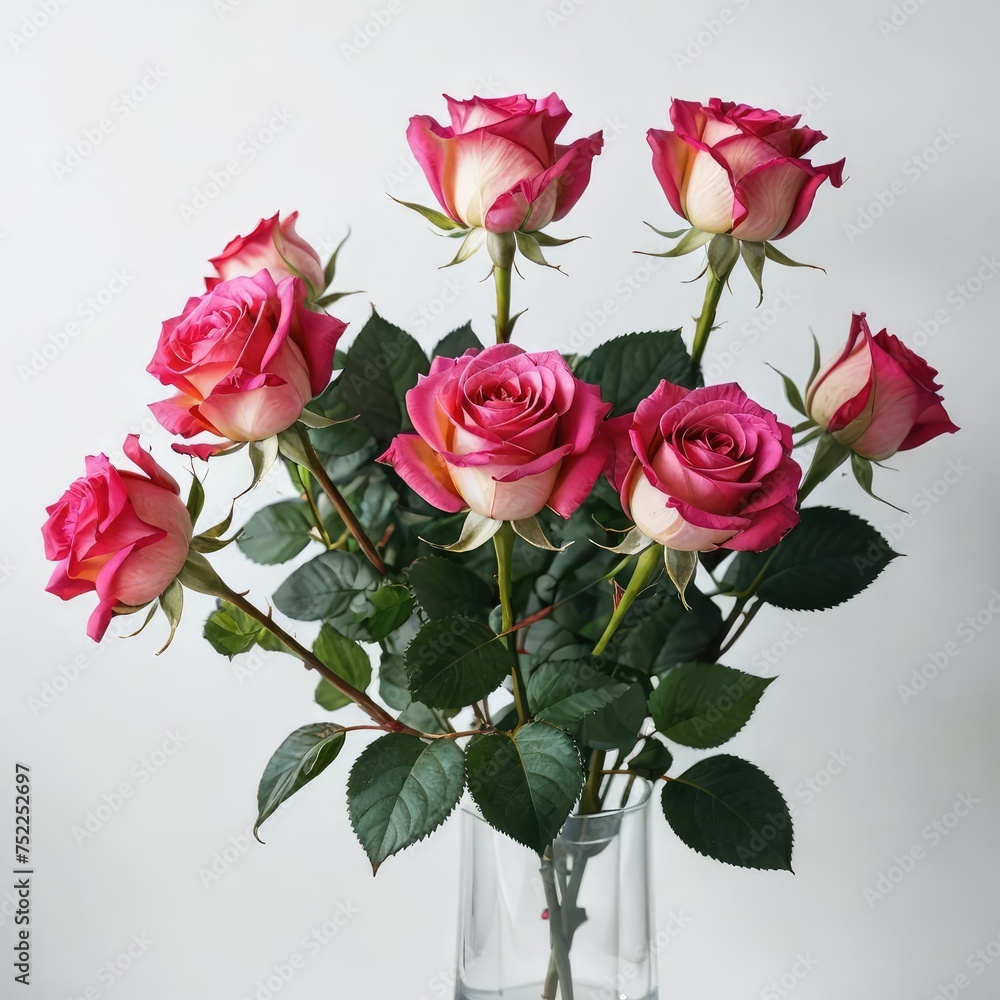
[3,0,998,997]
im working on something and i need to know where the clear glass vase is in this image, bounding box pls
[454,776,657,1000]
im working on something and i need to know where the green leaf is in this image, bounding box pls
[365,584,415,642]
[721,506,899,611]
[313,625,373,711]
[237,501,315,565]
[649,663,773,749]
[339,309,429,446]
[574,682,647,753]
[628,738,673,779]
[255,723,346,839]
[433,321,483,358]
[406,556,495,621]
[527,661,630,727]
[662,755,793,871]
[203,601,266,658]
[403,617,509,709]
[348,733,465,872]
[619,587,723,676]
[378,653,452,734]
[466,723,584,854]
[273,550,381,628]
[575,330,695,416]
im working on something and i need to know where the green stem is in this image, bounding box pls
[294,426,386,575]
[540,855,575,1000]
[493,523,528,726]
[797,431,851,504]
[294,467,335,549]
[579,750,606,815]
[592,545,663,656]
[690,267,726,372]
[494,265,513,345]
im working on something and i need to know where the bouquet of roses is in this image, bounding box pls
[42,92,957,998]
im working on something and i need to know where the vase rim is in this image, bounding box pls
[459,774,654,826]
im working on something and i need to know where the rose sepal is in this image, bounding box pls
[420,511,504,553]
[390,195,466,232]
[849,453,906,512]
[639,225,713,259]
[511,516,572,552]
[592,525,654,556]
[665,547,699,610]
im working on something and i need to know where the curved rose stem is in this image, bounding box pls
[293,466,335,549]
[222,589,409,733]
[493,522,528,725]
[294,426,386,575]
[493,265,513,344]
[591,544,663,656]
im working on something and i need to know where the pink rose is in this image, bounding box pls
[148,272,346,456]
[647,98,845,243]
[207,212,325,299]
[379,344,611,521]
[610,382,801,552]
[42,436,193,641]
[407,93,604,233]
[805,313,959,462]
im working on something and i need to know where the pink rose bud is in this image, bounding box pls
[610,382,801,552]
[147,272,346,455]
[407,93,604,233]
[207,212,326,298]
[647,98,845,243]
[805,313,959,462]
[379,344,612,521]
[42,436,193,641]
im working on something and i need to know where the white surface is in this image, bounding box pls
[2,0,998,997]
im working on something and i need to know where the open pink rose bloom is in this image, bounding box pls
[379,344,611,521]
[147,271,345,457]
[611,381,801,552]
